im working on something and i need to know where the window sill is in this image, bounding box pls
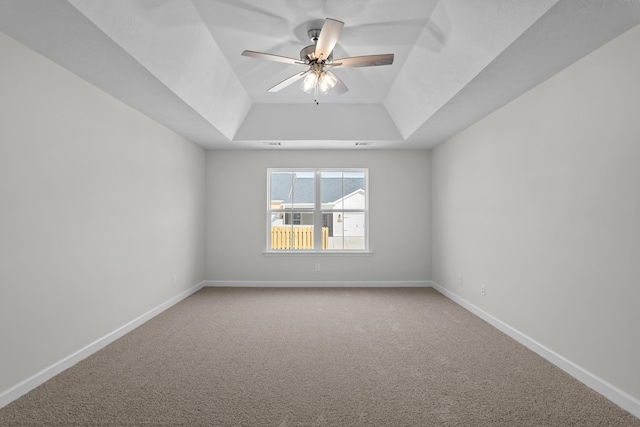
[263,251,373,256]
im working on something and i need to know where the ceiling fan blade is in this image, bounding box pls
[314,18,344,61]
[242,50,305,65]
[268,70,310,92]
[331,54,394,68]
[329,72,349,95]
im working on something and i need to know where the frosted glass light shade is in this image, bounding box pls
[318,71,337,92]
[301,71,319,93]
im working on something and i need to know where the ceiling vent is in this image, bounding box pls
[263,142,282,146]
[355,142,371,146]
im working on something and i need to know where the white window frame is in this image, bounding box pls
[266,168,370,254]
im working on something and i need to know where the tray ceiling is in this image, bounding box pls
[1,0,639,149]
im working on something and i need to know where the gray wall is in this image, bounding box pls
[206,150,431,283]
[431,25,640,401]
[0,32,206,394]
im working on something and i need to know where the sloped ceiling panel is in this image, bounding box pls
[384,0,558,140]
[67,0,251,141]
[0,0,237,148]
[403,0,640,148]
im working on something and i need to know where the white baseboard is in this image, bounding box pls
[429,281,640,419]
[0,281,206,410]
[204,280,431,288]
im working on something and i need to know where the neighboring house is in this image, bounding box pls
[270,173,366,249]
[326,189,365,237]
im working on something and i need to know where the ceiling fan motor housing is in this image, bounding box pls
[300,44,333,64]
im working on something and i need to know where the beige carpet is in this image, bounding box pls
[1,287,638,426]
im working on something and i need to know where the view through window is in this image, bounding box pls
[268,169,368,251]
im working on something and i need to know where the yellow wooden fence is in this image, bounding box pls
[271,226,329,249]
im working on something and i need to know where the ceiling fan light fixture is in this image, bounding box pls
[318,71,338,93]
[300,71,319,93]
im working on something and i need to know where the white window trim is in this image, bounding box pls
[266,168,371,254]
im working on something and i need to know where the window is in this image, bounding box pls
[267,169,368,252]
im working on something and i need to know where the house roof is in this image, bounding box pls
[271,173,365,205]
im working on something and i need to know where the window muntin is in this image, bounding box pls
[268,169,368,252]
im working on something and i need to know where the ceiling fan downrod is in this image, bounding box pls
[308,28,320,43]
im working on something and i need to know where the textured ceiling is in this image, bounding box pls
[1,0,640,150]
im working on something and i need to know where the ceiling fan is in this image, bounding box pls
[241,18,394,104]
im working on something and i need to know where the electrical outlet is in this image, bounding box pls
[173,275,177,286]
[315,263,320,272]
[481,285,486,296]
[459,275,463,286]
